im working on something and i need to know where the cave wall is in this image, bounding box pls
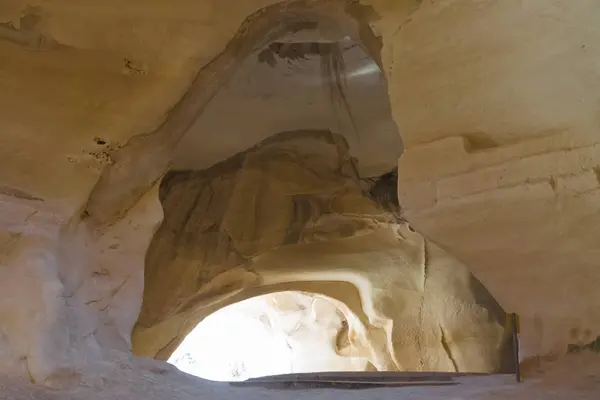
[389,0,600,358]
[170,291,369,379]
[0,0,598,390]
[0,0,414,385]
[0,185,163,387]
[133,130,400,361]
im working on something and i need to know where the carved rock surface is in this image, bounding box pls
[1,0,599,397]
[0,185,163,386]
[392,0,600,360]
[134,131,514,373]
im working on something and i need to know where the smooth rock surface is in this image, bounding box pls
[169,291,368,380]
[392,0,600,359]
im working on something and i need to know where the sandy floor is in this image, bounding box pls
[1,353,599,400]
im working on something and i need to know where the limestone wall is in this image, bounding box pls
[390,0,600,358]
[0,0,599,391]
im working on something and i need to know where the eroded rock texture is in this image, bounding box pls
[392,0,600,360]
[0,185,163,387]
[133,131,515,373]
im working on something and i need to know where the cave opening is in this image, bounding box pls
[168,291,368,381]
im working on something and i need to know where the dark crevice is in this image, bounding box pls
[0,186,44,202]
[283,195,315,245]
[593,167,600,185]
[363,169,400,214]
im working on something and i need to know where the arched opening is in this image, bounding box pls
[168,291,369,381]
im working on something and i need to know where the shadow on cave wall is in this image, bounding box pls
[468,275,518,373]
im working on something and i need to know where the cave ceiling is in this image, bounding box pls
[172,38,402,177]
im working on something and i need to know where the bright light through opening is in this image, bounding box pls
[168,303,292,381]
[168,292,368,381]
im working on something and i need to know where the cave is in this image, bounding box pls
[2,0,600,399]
[123,10,515,377]
[168,291,370,381]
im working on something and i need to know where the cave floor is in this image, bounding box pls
[1,353,599,400]
[231,371,501,390]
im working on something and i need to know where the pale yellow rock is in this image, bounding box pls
[133,132,514,372]
[0,0,598,396]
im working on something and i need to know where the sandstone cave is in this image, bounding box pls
[130,30,515,377]
[2,1,600,399]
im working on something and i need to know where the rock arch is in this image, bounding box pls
[132,130,516,373]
